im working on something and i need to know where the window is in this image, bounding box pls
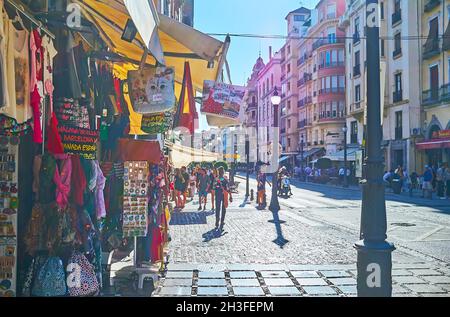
[327,4,336,18]
[287,63,291,73]
[395,111,403,140]
[288,119,291,129]
[355,51,360,66]
[287,101,291,110]
[394,32,402,56]
[394,0,400,13]
[381,39,385,57]
[394,73,402,102]
[294,15,305,22]
[288,138,291,148]
[327,26,336,43]
[380,2,384,20]
[355,17,360,35]
[351,121,358,144]
[355,85,361,102]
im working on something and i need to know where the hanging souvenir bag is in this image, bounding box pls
[39,154,57,204]
[127,66,176,114]
[31,257,67,297]
[21,253,47,297]
[66,251,99,297]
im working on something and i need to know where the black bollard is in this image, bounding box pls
[250,189,254,201]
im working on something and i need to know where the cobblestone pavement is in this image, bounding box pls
[159,175,450,297]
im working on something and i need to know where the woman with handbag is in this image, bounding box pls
[212,167,233,231]
[174,168,185,209]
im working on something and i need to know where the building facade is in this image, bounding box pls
[256,48,282,162]
[154,0,194,26]
[417,0,450,167]
[297,0,347,163]
[244,56,265,130]
[280,7,311,155]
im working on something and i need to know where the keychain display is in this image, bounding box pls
[122,162,149,237]
[0,140,18,297]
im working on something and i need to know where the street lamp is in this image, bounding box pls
[269,87,281,213]
[355,0,395,297]
[300,134,305,181]
[342,125,349,188]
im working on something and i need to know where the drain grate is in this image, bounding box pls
[391,223,416,227]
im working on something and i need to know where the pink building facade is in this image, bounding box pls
[297,0,347,159]
[256,48,282,160]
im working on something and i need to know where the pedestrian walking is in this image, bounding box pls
[197,168,209,211]
[189,170,197,199]
[212,167,232,231]
[174,168,186,209]
[257,171,267,209]
[436,163,446,199]
[208,168,217,211]
[181,166,190,205]
[422,165,433,199]
[443,163,450,199]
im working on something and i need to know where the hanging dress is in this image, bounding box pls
[0,4,7,109]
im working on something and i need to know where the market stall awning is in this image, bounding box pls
[166,142,220,168]
[416,139,450,150]
[297,148,325,160]
[76,0,229,92]
[324,147,360,162]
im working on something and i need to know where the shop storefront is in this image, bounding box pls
[416,129,450,167]
[0,0,229,297]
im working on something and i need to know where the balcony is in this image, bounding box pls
[318,111,346,123]
[319,61,345,70]
[392,10,402,26]
[350,134,358,145]
[281,128,286,134]
[349,102,363,114]
[298,119,307,129]
[319,87,345,95]
[297,96,312,108]
[297,73,312,87]
[312,37,345,50]
[353,32,360,45]
[424,0,440,12]
[422,84,450,107]
[297,53,309,66]
[423,38,441,60]
[393,47,402,59]
[393,90,403,103]
[353,65,361,77]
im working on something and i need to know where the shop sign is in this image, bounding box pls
[432,129,450,139]
[57,126,99,160]
[140,112,173,134]
[201,81,245,123]
[128,66,176,114]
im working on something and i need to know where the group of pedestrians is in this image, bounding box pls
[383,163,450,199]
[170,165,232,231]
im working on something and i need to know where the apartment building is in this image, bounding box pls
[280,7,311,155]
[417,0,450,167]
[244,56,265,129]
[154,0,194,26]
[256,49,282,162]
[297,0,347,163]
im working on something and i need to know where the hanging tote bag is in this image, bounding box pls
[66,251,99,297]
[31,257,67,297]
[127,65,176,114]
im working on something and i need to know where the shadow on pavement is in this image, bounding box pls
[269,211,289,249]
[202,229,228,242]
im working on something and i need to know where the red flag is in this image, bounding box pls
[174,62,198,134]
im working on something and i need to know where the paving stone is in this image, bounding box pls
[296,278,328,286]
[263,278,295,286]
[392,284,412,294]
[419,293,450,297]
[392,269,414,277]
[197,287,229,296]
[303,286,338,295]
[320,270,352,278]
[232,287,265,296]
[197,278,227,286]
[337,285,357,294]
[268,286,301,296]
[158,286,192,296]
[165,271,194,279]
[408,269,444,276]
[259,271,289,278]
[421,275,450,284]
[231,279,261,287]
[291,271,321,278]
[163,279,193,287]
[403,284,446,294]
[229,271,257,279]
[393,276,427,285]
[328,278,357,286]
[438,284,450,292]
[198,271,225,279]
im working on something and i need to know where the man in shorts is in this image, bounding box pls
[197,168,209,211]
[422,165,433,199]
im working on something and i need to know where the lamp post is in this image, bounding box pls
[342,125,349,188]
[355,0,395,297]
[269,87,281,213]
[300,134,305,181]
[245,134,250,199]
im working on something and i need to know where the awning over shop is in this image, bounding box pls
[297,148,325,160]
[324,147,360,162]
[166,142,220,168]
[76,0,229,92]
[416,139,450,150]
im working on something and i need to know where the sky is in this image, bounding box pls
[193,0,318,130]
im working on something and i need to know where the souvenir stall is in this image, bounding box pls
[0,0,230,297]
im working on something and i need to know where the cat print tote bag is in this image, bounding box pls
[127,66,176,114]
